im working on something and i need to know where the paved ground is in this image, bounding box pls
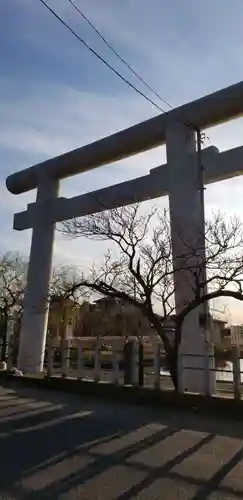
[1,385,243,499]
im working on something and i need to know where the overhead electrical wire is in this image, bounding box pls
[38,0,208,264]
[38,0,167,114]
[38,0,208,145]
[66,0,173,111]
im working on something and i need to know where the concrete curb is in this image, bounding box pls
[2,374,243,421]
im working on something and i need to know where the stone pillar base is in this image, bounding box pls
[178,343,216,395]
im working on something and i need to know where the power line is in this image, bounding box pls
[39,0,209,144]
[66,0,173,111]
[38,0,167,114]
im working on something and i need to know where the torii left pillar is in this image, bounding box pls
[17,178,59,372]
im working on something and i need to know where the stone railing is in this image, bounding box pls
[5,337,242,400]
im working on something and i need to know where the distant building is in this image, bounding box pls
[46,294,233,352]
[230,324,243,347]
[48,295,78,341]
[211,318,231,349]
[74,297,231,348]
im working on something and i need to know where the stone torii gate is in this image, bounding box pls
[6,81,243,393]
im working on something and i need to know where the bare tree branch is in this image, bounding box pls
[60,205,243,390]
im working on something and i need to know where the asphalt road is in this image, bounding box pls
[1,384,243,499]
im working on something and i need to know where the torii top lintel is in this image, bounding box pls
[6,81,243,195]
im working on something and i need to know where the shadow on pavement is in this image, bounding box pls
[0,384,243,499]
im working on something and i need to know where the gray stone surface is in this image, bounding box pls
[0,385,243,499]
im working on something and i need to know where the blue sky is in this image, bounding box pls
[2,0,243,321]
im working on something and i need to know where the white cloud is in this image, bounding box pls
[0,79,163,163]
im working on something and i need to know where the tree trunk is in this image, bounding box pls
[146,309,179,391]
[149,313,182,392]
[1,310,8,363]
[163,322,183,393]
[141,303,184,392]
[164,347,178,391]
[138,341,144,386]
[123,340,133,385]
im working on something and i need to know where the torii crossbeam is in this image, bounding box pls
[6,81,243,394]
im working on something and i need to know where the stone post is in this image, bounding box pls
[153,342,160,390]
[77,340,84,379]
[112,341,119,385]
[232,346,241,400]
[47,337,53,378]
[94,339,101,382]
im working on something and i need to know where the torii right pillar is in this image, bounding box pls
[166,122,216,395]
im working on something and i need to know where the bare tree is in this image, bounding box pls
[47,265,89,342]
[0,257,88,363]
[0,252,27,361]
[75,301,113,338]
[50,265,86,303]
[60,205,243,390]
[74,297,150,339]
